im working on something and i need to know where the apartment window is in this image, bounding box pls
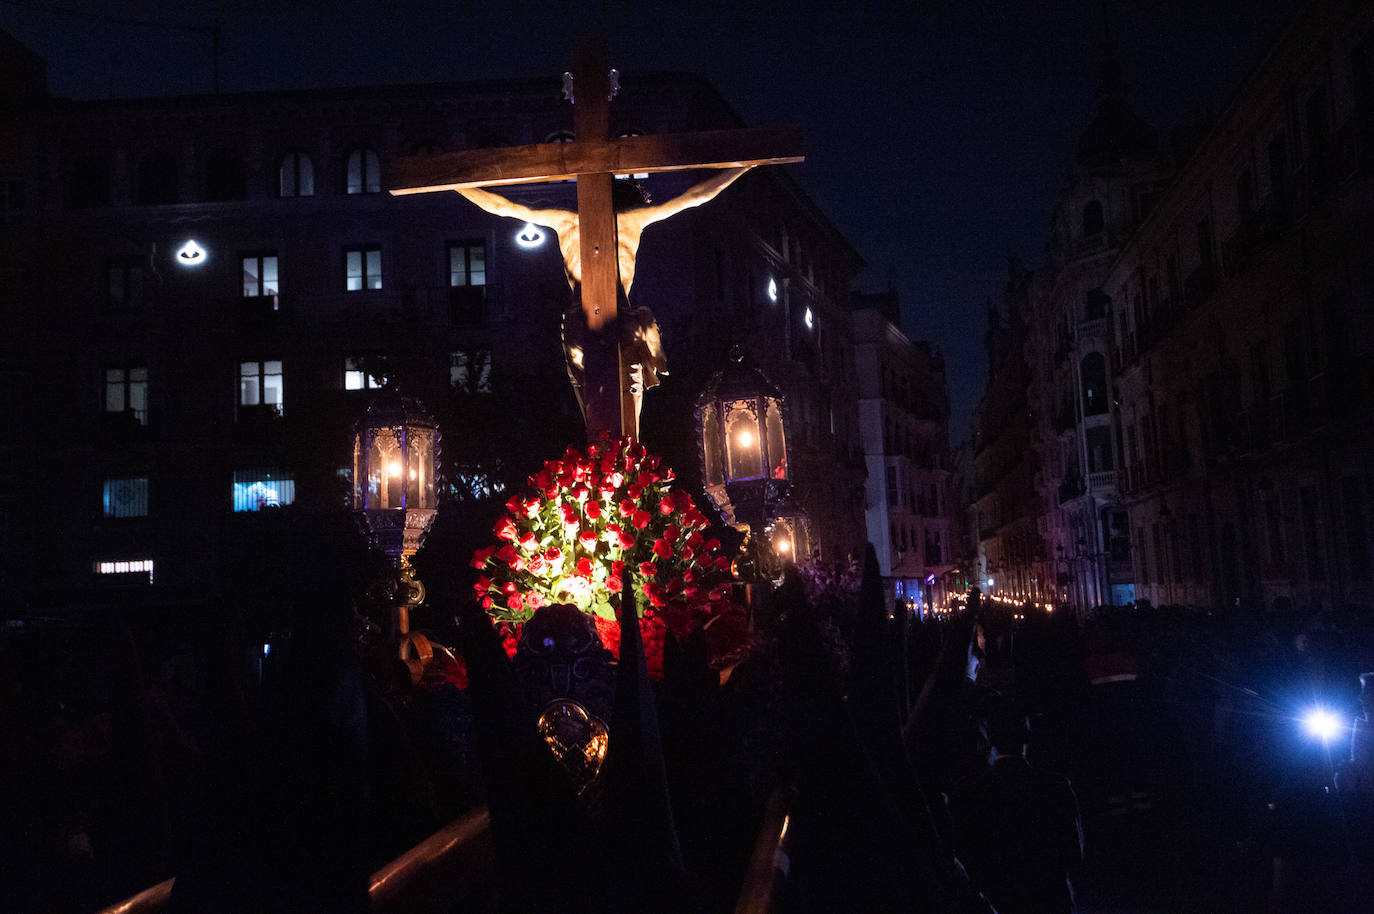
[0,176,23,224]
[241,252,280,300]
[448,241,486,287]
[94,558,154,584]
[233,469,296,512]
[137,151,179,205]
[450,349,492,393]
[345,246,382,291]
[103,477,149,518]
[105,366,148,424]
[107,258,146,311]
[346,147,381,194]
[278,150,314,197]
[240,360,283,415]
[344,357,386,391]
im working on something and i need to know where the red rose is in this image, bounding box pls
[470,547,491,569]
[494,517,518,541]
[498,544,520,565]
[577,557,594,576]
[640,561,658,578]
[572,483,590,503]
[611,560,625,576]
[683,567,696,583]
[527,554,545,573]
[560,503,578,524]
[672,489,692,511]
[659,496,675,515]
[606,574,623,593]
[522,497,541,517]
[653,539,672,559]
[705,538,722,552]
[599,483,616,500]
[618,532,635,549]
[526,592,546,609]
[715,556,731,571]
[663,525,681,543]
[481,595,494,610]
[502,581,517,595]
[631,510,651,530]
[619,499,636,518]
[627,484,645,500]
[544,546,562,562]
[505,496,522,515]
[585,500,603,520]
[578,529,598,550]
[532,470,551,490]
[608,471,625,488]
[686,531,705,549]
[507,592,525,611]
[680,545,695,562]
[586,443,600,460]
[474,575,492,592]
[518,531,537,551]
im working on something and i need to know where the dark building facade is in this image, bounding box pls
[0,38,869,619]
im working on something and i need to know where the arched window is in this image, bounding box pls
[278,150,314,197]
[346,147,380,195]
[205,149,246,201]
[1082,199,1105,237]
[1081,352,1108,416]
[137,151,179,205]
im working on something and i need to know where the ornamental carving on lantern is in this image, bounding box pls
[352,390,442,562]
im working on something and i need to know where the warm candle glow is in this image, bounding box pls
[736,428,755,448]
[388,461,403,477]
[775,537,791,553]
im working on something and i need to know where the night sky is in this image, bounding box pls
[1,0,1299,440]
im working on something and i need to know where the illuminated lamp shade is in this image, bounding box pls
[515,222,546,248]
[695,348,789,530]
[176,240,206,266]
[767,277,778,302]
[351,389,441,563]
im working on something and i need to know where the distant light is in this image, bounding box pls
[262,643,271,656]
[986,578,994,588]
[388,461,403,477]
[1303,706,1343,743]
[767,277,778,302]
[775,537,791,554]
[803,307,814,330]
[177,240,206,265]
[516,223,545,248]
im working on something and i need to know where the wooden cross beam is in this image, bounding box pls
[389,41,802,442]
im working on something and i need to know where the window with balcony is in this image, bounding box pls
[105,366,148,425]
[240,360,283,415]
[344,357,387,391]
[103,477,148,518]
[94,558,154,584]
[346,147,381,195]
[345,246,381,291]
[1081,353,1107,416]
[278,150,314,197]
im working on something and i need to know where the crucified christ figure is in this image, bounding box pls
[456,166,753,421]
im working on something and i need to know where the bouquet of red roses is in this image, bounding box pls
[470,435,746,670]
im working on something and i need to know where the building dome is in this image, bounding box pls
[1076,37,1157,165]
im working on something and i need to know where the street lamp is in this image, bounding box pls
[695,348,789,531]
[352,389,441,656]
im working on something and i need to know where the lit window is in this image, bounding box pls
[345,246,382,291]
[241,252,279,298]
[278,150,314,197]
[346,147,381,195]
[103,477,148,518]
[240,360,283,414]
[107,258,145,311]
[233,469,296,512]
[344,357,386,391]
[94,558,154,583]
[449,241,486,287]
[450,349,492,393]
[104,366,148,424]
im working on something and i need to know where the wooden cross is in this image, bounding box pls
[390,40,802,442]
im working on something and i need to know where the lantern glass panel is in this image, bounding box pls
[765,397,787,480]
[724,398,764,481]
[701,401,724,487]
[406,428,437,508]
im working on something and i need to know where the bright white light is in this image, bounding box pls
[1303,706,1343,742]
[775,537,791,554]
[986,578,994,588]
[177,240,206,265]
[388,461,403,477]
[515,223,545,248]
[803,307,814,330]
[767,277,778,302]
[736,428,755,448]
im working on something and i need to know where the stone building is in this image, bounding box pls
[1108,0,1374,613]
[852,287,955,611]
[0,33,869,619]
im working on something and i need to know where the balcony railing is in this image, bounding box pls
[1087,470,1117,492]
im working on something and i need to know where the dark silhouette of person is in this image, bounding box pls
[948,704,1084,914]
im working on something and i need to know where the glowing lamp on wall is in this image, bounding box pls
[767,277,778,302]
[515,223,546,248]
[803,307,814,330]
[176,240,206,266]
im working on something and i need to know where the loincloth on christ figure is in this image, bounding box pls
[562,281,667,424]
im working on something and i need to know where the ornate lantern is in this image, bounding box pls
[352,390,441,653]
[695,349,789,532]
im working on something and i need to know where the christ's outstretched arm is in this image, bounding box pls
[622,166,754,234]
[456,187,577,235]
